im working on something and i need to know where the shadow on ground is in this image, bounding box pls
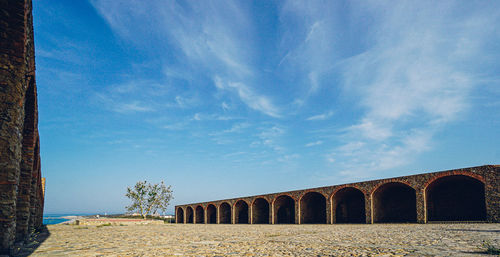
[445,228,500,233]
[11,225,51,256]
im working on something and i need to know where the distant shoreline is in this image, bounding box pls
[44,214,176,225]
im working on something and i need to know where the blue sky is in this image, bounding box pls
[34,0,500,215]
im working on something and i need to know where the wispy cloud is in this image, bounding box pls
[278,154,300,163]
[329,0,499,178]
[89,0,500,182]
[278,2,343,104]
[95,93,155,114]
[163,122,188,131]
[113,101,154,113]
[251,125,286,152]
[214,77,281,118]
[305,140,323,147]
[306,111,334,121]
[92,79,203,114]
[222,123,250,134]
[91,0,283,119]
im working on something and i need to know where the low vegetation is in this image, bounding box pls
[482,241,500,255]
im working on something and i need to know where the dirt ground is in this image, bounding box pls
[27,222,500,256]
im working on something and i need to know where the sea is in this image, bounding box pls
[43,214,94,225]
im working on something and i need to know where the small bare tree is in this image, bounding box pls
[125,181,173,219]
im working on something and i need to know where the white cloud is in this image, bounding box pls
[174,96,196,109]
[250,125,286,152]
[305,140,323,147]
[278,154,300,163]
[92,0,283,119]
[329,0,499,178]
[94,92,155,114]
[90,0,500,181]
[223,123,250,133]
[347,119,392,141]
[113,102,154,113]
[277,1,342,103]
[214,77,281,118]
[325,154,335,164]
[223,151,247,158]
[163,122,188,131]
[306,111,334,121]
[192,113,202,121]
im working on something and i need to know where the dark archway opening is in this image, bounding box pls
[373,182,416,223]
[274,195,295,224]
[333,187,366,223]
[176,208,184,223]
[186,207,194,223]
[426,175,486,221]
[219,203,231,224]
[195,205,204,224]
[300,192,326,224]
[252,198,269,224]
[207,204,217,224]
[235,200,249,224]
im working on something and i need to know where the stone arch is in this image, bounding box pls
[299,191,326,224]
[206,204,217,224]
[186,206,194,223]
[176,207,184,223]
[331,187,366,223]
[234,200,249,224]
[423,171,485,189]
[372,182,416,223]
[251,198,269,224]
[273,194,295,224]
[195,205,204,224]
[219,202,231,224]
[426,175,486,221]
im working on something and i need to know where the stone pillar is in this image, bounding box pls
[216,206,219,224]
[0,0,36,253]
[36,170,44,228]
[268,201,272,224]
[295,199,299,224]
[16,116,37,242]
[365,193,372,224]
[0,1,43,251]
[249,202,253,224]
[326,196,332,224]
[28,138,40,231]
[271,201,275,224]
[204,206,208,224]
[231,203,235,224]
[416,189,426,224]
[485,166,500,222]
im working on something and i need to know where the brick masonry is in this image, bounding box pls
[176,165,499,224]
[0,0,45,254]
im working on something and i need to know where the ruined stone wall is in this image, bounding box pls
[0,0,44,254]
[176,165,499,225]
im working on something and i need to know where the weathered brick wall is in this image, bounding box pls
[176,165,499,224]
[0,0,44,254]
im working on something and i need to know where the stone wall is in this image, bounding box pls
[0,0,44,254]
[176,165,499,224]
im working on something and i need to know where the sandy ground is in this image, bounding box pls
[28,222,499,256]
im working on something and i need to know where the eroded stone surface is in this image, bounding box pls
[32,223,499,256]
[0,0,44,253]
